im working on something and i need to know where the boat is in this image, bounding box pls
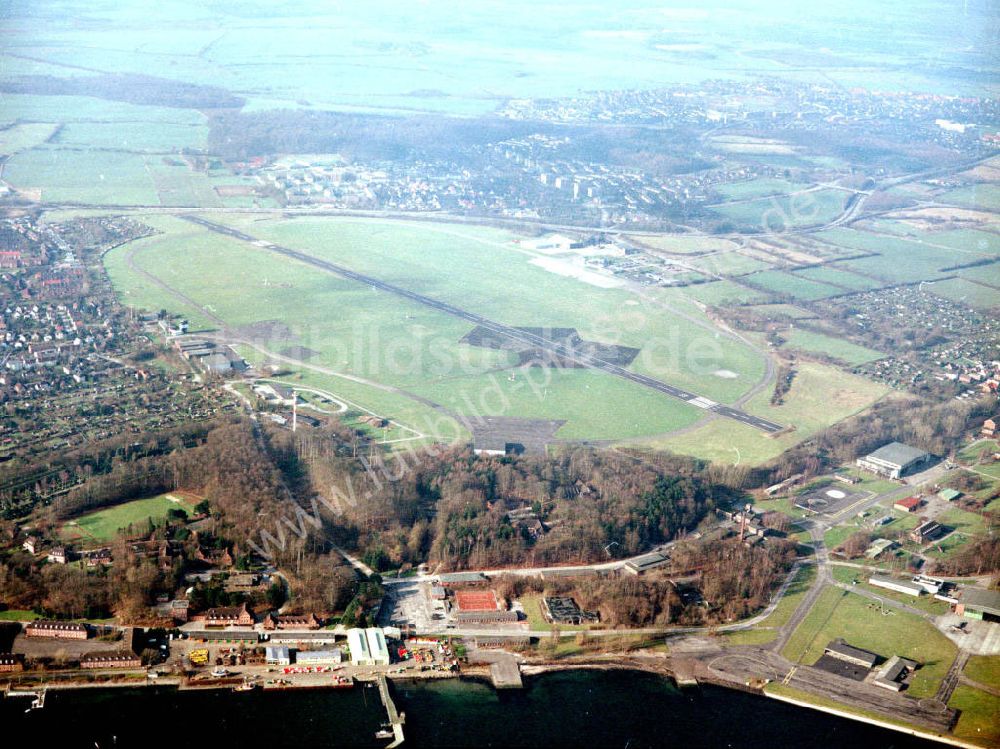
[233,678,257,692]
[375,730,394,739]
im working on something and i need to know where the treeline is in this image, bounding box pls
[208,110,547,162]
[0,74,244,110]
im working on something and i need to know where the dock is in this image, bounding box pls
[376,675,405,747]
[489,658,523,689]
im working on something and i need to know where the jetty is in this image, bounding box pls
[4,687,46,710]
[489,657,523,689]
[376,675,405,747]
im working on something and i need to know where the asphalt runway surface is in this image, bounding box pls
[183,215,784,433]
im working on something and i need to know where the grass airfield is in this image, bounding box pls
[105,213,785,443]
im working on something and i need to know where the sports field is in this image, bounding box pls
[57,493,199,545]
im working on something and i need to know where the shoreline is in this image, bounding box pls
[3,661,980,748]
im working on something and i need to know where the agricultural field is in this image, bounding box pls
[0,122,59,156]
[791,266,880,292]
[625,234,739,255]
[937,184,1000,213]
[57,493,200,545]
[689,251,772,277]
[3,148,224,205]
[743,270,842,301]
[745,303,817,320]
[817,228,987,284]
[780,586,957,699]
[780,329,886,366]
[929,277,1000,311]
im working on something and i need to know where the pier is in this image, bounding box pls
[376,675,405,747]
[489,657,523,689]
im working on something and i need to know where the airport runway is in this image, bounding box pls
[183,215,784,433]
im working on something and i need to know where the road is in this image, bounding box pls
[182,214,784,434]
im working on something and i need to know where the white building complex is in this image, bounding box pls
[347,627,391,666]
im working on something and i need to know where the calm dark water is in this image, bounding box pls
[1,670,936,748]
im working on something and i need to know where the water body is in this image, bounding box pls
[0,670,937,748]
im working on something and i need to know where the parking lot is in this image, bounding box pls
[381,578,452,632]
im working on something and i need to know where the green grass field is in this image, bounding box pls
[106,213,772,442]
[949,685,1000,746]
[958,439,1000,464]
[937,184,1000,213]
[57,493,198,545]
[744,270,843,301]
[0,609,40,621]
[710,188,848,231]
[963,655,1000,689]
[0,122,59,156]
[792,266,881,292]
[677,279,772,306]
[929,277,1000,311]
[713,178,808,201]
[781,329,886,365]
[817,228,991,284]
[651,361,889,464]
[780,586,956,698]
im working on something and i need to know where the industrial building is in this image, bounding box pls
[856,442,932,479]
[438,571,490,587]
[873,656,919,691]
[869,574,924,597]
[347,628,371,665]
[295,649,343,665]
[956,588,1000,622]
[347,627,391,666]
[893,496,924,513]
[909,520,945,544]
[911,575,945,595]
[265,645,291,666]
[80,652,142,669]
[823,638,879,668]
[623,551,670,575]
[865,538,898,559]
[365,628,390,665]
[24,621,88,639]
